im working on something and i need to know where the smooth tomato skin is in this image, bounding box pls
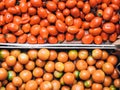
[8,7,17,14]
[56,20,67,33]
[67,26,79,34]
[5,0,16,8]
[102,23,115,34]
[85,13,95,21]
[7,23,19,32]
[37,7,47,19]
[20,2,28,13]
[103,7,114,20]
[89,0,97,7]
[30,0,42,7]
[90,17,102,28]
[56,11,65,22]
[89,27,102,36]
[109,32,117,42]
[0,15,5,26]
[4,12,13,23]
[82,3,90,14]
[75,29,85,40]
[82,34,94,44]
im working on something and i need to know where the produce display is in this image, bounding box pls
[0,48,119,90]
[0,0,120,44]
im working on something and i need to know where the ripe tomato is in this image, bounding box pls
[89,27,102,36]
[58,2,65,10]
[30,25,40,36]
[37,7,47,19]
[47,26,58,36]
[30,0,42,7]
[56,20,67,33]
[17,34,27,44]
[66,0,77,8]
[48,36,58,44]
[57,34,65,43]
[30,15,40,25]
[75,29,85,40]
[103,7,114,20]
[4,12,13,23]
[90,17,102,28]
[65,16,73,26]
[94,35,102,44]
[6,33,17,43]
[46,1,57,12]
[40,27,49,40]
[85,13,95,21]
[65,32,74,42]
[56,11,65,22]
[0,34,6,43]
[27,35,37,44]
[70,7,80,18]
[102,23,115,34]
[67,26,79,34]
[82,34,94,44]
[5,0,16,8]
[73,18,82,28]
[28,7,36,15]
[109,32,117,42]
[82,3,90,14]
[0,15,5,26]
[20,1,28,13]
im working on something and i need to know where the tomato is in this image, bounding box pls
[0,2,4,10]
[28,7,36,15]
[40,19,50,27]
[79,70,90,80]
[46,1,57,12]
[0,15,5,26]
[89,0,97,7]
[6,33,17,43]
[70,7,80,18]
[82,21,90,29]
[7,23,19,32]
[109,4,119,11]
[109,32,117,42]
[103,7,114,20]
[30,25,40,36]
[27,35,37,44]
[47,26,58,36]
[4,12,13,23]
[47,13,57,24]
[20,1,28,13]
[102,23,115,34]
[73,18,82,28]
[65,32,74,42]
[90,17,102,28]
[82,3,90,14]
[66,0,77,9]
[0,34,6,43]
[76,60,88,71]
[0,68,8,80]
[40,27,49,40]
[56,11,65,22]
[110,14,119,23]
[13,16,21,25]
[63,8,70,16]
[97,9,103,17]
[77,1,84,9]
[89,27,102,36]
[75,29,85,40]
[30,15,40,25]
[17,34,27,44]
[101,32,109,41]
[82,34,94,44]
[85,13,95,21]
[14,29,24,36]
[56,20,67,33]
[94,35,102,44]
[58,2,65,10]
[37,7,47,19]
[37,35,45,44]
[30,0,42,7]
[67,26,79,34]
[57,34,65,43]
[5,0,16,8]
[48,36,58,44]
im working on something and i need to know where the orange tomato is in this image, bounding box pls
[37,7,47,18]
[4,12,13,23]
[65,16,74,26]
[75,29,85,40]
[66,0,77,9]
[48,36,58,44]
[0,15,5,26]
[17,34,27,44]
[89,0,97,7]
[89,27,102,36]
[20,1,28,13]
[94,35,103,44]
[37,35,45,44]
[73,18,83,28]
[5,0,16,8]
[102,23,115,34]
[109,32,117,42]
[0,34,6,43]
[67,26,79,34]
[70,7,80,18]
[82,3,90,14]
[85,13,95,21]
[46,1,57,12]
[30,25,40,36]
[56,11,65,22]
[28,7,36,15]
[82,34,94,44]
[65,32,74,42]
[47,26,58,36]
[30,15,40,25]
[57,34,65,43]
[30,0,42,7]
[58,2,65,10]
[56,20,67,33]
[103,7,114,20]
[27,35,37,44]
[6,33,17,43]
[90,17,102,28]
[40,19,50,27]
[40,27,49,40]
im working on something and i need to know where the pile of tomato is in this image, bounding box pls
[0,48,119,90]
[0,0,120,44]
